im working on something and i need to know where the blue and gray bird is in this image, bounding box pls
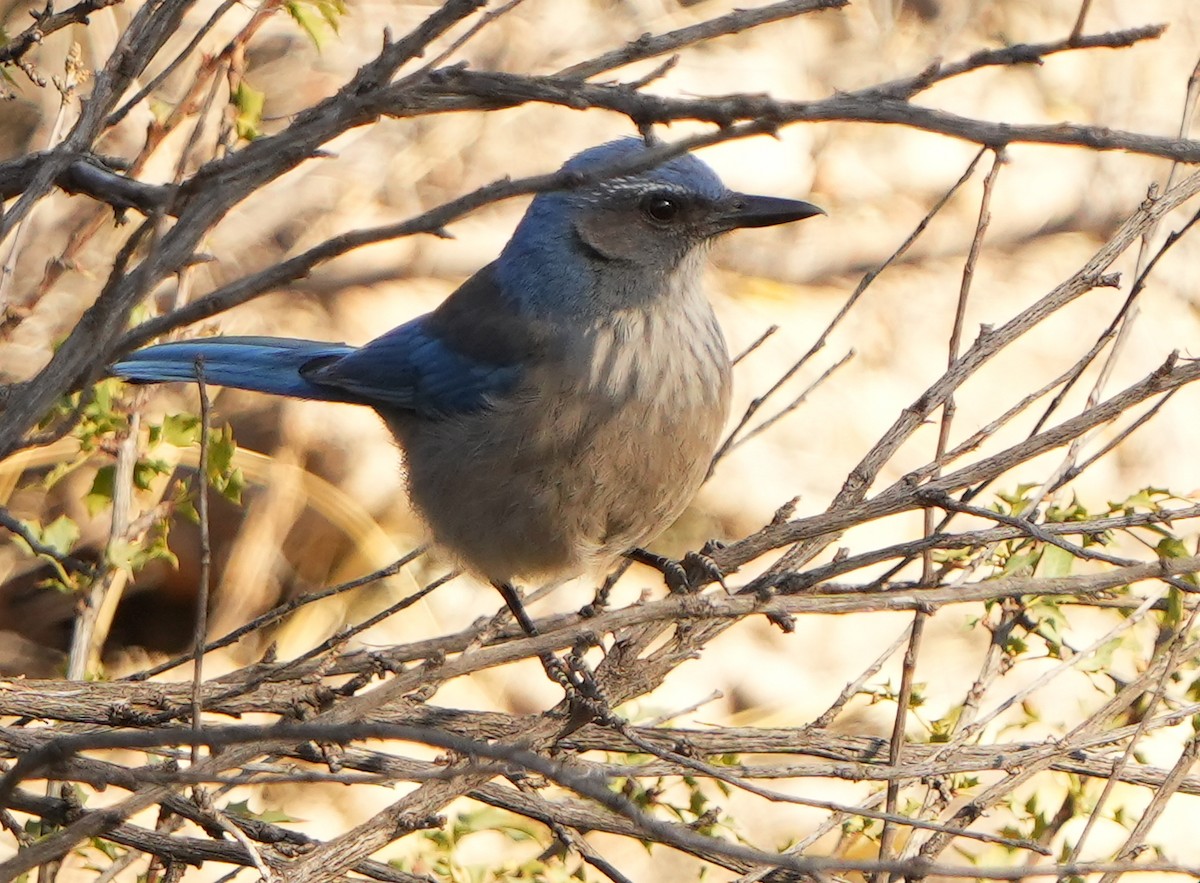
[113,138,822,626]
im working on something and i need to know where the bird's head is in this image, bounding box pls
[556,138,822,266]
[498,138,823,316]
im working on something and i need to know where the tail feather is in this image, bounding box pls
[111,337,359,402]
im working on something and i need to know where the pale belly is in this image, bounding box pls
[386,346,731,585]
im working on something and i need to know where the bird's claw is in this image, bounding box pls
[682,550,728,593]
[627,547,728,593]
[661,559,692,594]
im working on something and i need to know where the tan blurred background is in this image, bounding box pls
[4,0,1200,877]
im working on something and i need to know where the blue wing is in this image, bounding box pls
[114,262,547,419]
[300,261,548,417]
[300,318,524,416]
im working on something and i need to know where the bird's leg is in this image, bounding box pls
[494,580,542,638]
[493,581,574,686]
[579,560,631,618]
[626,546,727,593]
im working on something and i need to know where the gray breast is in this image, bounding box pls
[390,298,731,585]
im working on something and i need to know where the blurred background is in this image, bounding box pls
[4,0,1200,877]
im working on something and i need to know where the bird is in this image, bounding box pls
[113,137,823,633]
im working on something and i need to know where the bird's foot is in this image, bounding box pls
[492,581,601,726]
[685,546,729,592]
[627,545,728,593]
[554,643,615,737]
[580,565,625,617]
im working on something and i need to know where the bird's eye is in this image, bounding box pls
[640,194,682,224]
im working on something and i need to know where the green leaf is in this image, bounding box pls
[1157,536,1190,559]
[37,515,81,555]
[1037,544,1075,579]
[207,426,236,475]
[1110,486,1172,514]
[151,413,201,447]
[225,799,301,824]
[1077,637,1121,673]
[931,547,972,566]
[999,551,1038,577]
[133,458,171,491]
[222,467,246,504]
[175,493,199,524]
[133,523,179,572]
[148,97,173,125]
[196,425,245,504]
[232,81,265,140]
[88,837,122,861]
[1045,494,1089,523]
[317,0,347,30]
[43,457,89,490]
[1166,585,1184,627]
[40,380,132,494]
[86,465,116,517]
[1003,634,1027,656]
[164,413,201,446]
[285,0,347,49]
[106,538,139,573]
[1156,537,1197,595]
[10,515,85,584]
[995,483,1040,516]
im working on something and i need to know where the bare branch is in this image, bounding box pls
[0,0,125,67]
[557,0,847,80]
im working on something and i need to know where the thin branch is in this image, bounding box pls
[722,162,1200,582]
[557,0,847,80]
[105,0,242,128]
[729,349,855,452]
[0,505,94,575]
[404,55,1200,163]
[123,549,425,682]
[1069,0,1095,43]
[0,0,125,66]
[713,147,987,471]
[1046,390,1178,494]
[884,155,1002,877]
[731,324,779,366]
[1070,601,1200,876]
[190,360,212,764]
[867,23,1163,100]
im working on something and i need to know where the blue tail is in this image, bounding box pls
[111,337,360,402]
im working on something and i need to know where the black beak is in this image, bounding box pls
[721,193,825,230]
